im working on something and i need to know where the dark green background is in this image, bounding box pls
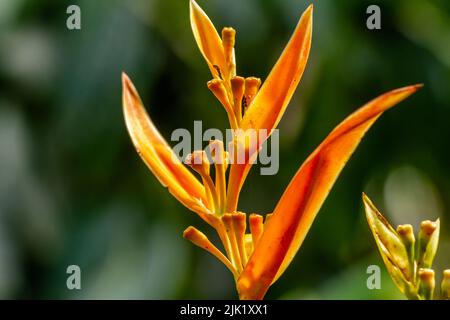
[0,0,449,299]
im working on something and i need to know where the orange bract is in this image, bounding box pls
[190,0,227,80]
[237,85,422,299]
[122,73,214,223]
[226,4,313,212]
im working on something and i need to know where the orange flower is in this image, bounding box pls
[122,0,422,299]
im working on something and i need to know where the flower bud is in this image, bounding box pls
[363,194,411,287]
[418,268,435,300]
[441,269,450,300]
[417,219,440,269]
[396,224,415,274]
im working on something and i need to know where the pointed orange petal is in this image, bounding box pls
[241,4,313,132]
[237,84,422,300]
[190,0,226,79]
[122,72,208,212]
[225,5,313,212]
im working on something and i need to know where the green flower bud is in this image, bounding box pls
[363,194,411,293]
[417,219,440,269]
[396,224,415,276]
[418,268,435,300]
[441,270,450,300]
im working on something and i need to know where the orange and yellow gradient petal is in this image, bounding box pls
[122,73,213,220]
[226,5,313,212]
[237,84,422,299]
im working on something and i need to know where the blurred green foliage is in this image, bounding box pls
[0,0,449,299]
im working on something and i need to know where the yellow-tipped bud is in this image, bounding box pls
[441,269,450,300]
[417,219,440,269]
[231,76,245,122]
[243,77,261,111]
[232,212,248,265]
[183,226,210,247]
[209,140,229,172]
[207,79,238,128]
[249,214,264,247]
[207,79,232,110]
[222,213,243,271]
[232,212,246,236]
[396,224,415,273]
[418,268,435,300]
[396,224,414,241]
[421,220,438,236]
[209,140,227,165]
[183,226,237,276]
[209,140,228,213]
[185,150,220,212]
[185,150,210,176]
[231,76,245,97]
[222,27,236,77]
[222,27,236,50]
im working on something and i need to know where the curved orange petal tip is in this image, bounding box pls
[226,4,313,212]
[237,84,422,300]
[122,72,208,214]
[190,0,227,79]
[241,4,313,133]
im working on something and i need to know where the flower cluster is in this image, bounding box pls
[363,194,449,300]
[122,0,421,299]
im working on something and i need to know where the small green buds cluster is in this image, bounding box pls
[363,193,449,300]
